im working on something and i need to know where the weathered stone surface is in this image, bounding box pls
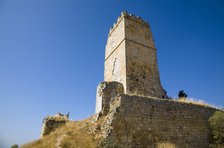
[40,113,69,137]
[94,13,218,147]
[94,12,219,147]
[99,94,217,148]
[95,81,124,114]
[104,12,167,98]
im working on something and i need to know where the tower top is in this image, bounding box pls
[108,11,149,36]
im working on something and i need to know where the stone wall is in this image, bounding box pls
[101,94,217,148]
[95,81,124,114]
[40,113,69,137]
[125,40,165,98]
[104,14,126,90]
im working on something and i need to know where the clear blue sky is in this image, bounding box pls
[0,0,223,147]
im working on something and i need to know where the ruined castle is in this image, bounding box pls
[94,12,216,147]
[41,12,217,147]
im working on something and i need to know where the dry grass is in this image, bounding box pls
[176,97,217,108]
[21,135,56,148]
[157,142,176,148]
[21,117,101,148]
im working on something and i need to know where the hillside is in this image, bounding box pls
[21,115,104,148]
[21,94,219,148]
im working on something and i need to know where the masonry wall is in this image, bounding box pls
[104,12,167,98]
[104,16,127,91]
[95,81,124,114]
[105,94,217,148]
[125,41,165,98]
[124,15,166,98]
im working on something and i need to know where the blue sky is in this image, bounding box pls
[0,0,223,147]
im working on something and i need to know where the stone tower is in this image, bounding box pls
[104,12,167,98]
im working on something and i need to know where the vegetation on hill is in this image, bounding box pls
[178,90,188,99]
[209,110,224,148]
[11,144,19,148]
[21,117,102,148]
[21,99,222,148]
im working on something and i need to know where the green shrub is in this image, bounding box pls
[11,144,19,148]
[178,90,188,98]
[209,110,224,147]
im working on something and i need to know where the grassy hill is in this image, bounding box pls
[21,116,102,148]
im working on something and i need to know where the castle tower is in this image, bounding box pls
[104,12,167,98]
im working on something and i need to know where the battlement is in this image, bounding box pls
[108,11,149,36]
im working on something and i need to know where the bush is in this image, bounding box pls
[178,90,187,100]
[209,110,224,147]
[11,144,19,148]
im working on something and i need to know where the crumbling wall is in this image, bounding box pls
[95,81,124,114]
[40,114,69,137]
[101,94,217,148]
